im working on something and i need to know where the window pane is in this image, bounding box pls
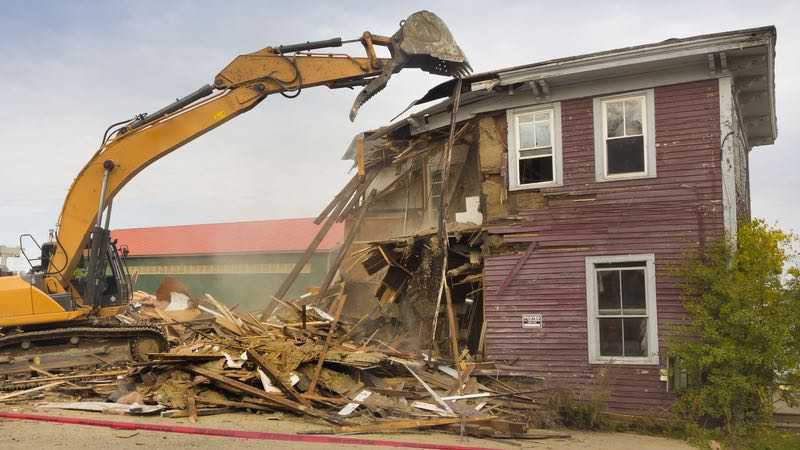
[621,269,646,314]
[599,318,623,356]
[518,121,535,149]
[607,136,645,174]
[519,148,552,158]
[597,270,620,314]
[519,156,553,184]
[624,99,643,135]
[606,101,624,138]
[623,317,648,357]
[535,121,551,147]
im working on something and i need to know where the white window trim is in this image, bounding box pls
[507,102,563,190]
[593,90,656,182]
[585,254,660,365]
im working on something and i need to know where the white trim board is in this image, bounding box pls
[719,76,738,242]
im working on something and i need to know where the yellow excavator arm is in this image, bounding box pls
[39,10,469,306]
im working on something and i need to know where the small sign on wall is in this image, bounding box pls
[522,313,543,329]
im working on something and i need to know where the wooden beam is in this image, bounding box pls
[306,292,348,396]
[7,369,128,386]
[0,381,66,401]
[188,366,342,425]
[314,175,360,225]
[317,191,375,297]
[336,171,377,223]
[245,349,309,406]
[495,242,537,297]
[436,79,464,367]
[330,416,495,434]
[265,178,363,315]
[403,363,454,415]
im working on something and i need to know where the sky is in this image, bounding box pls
[0,0,797,271]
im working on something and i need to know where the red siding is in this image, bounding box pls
[484,80,723,414]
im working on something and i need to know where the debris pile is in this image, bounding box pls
[0,285,562,440]
[0,82,570,442]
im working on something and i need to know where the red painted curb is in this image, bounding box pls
[0,412,496,450]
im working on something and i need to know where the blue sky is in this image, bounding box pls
[1,1,797,270]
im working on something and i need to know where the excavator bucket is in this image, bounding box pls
[350,10,471,121]
[392,10,472,78]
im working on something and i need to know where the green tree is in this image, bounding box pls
[672,219,799,431]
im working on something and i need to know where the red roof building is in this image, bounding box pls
[113,218,344,257]
[112,218,344,308]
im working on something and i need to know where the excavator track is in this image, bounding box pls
[0,323,167,389]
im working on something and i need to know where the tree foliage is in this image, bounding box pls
[672,219,800,430]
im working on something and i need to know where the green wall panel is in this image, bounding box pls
[125,252,330,312]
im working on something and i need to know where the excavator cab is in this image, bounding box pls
[70,229,132,310]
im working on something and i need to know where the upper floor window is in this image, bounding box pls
[593,90,656,181]
[507,103,563,190]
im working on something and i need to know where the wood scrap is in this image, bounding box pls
[0,275,543,440]
[189,366,342,426]
[0,381,66,401]
[38,401,164,415]
[327,416,496,434]
[307,291,348,396]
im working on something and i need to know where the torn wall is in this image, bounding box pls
[333,124,488,359]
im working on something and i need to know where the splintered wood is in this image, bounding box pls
[0,285,550,440]
[0,88,562,441]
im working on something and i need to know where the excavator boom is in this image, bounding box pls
[42,10,468,304]
[0,11,469,378]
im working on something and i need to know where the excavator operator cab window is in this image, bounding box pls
[72,236,131,308]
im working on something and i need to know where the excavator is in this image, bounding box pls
[0,11,469,380]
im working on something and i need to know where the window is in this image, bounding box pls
[586,254,659,364]
[593,90,656,181]
[507,103,563,190]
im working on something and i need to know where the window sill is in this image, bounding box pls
[595,172,657,183]
[589,356,660,365]
[509,181,562,191]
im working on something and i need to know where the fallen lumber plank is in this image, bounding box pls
[0,381,66,401]
[403,363,454,415]
[267,175,366,311]
[198,397,279,412]
[161,407,236,418]
[188,366,343,426]
[147,353,223,361]
[38,401,164,415]
[307,292,348,396]
[318,190,375,297]
[327,415,496,434]
[314,175,360,225]
[28,366,81,389]
[246,349,309,406]
[7,370,128,386]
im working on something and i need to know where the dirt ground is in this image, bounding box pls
[0,405,695,450]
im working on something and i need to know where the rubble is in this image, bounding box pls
[0,280,555,439]
[0,82,565,442]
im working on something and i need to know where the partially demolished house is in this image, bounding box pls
[334,27,777,415]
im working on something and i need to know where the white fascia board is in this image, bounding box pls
[765,34,778,142]
[411,62,714,135]
[498,33,772,85]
